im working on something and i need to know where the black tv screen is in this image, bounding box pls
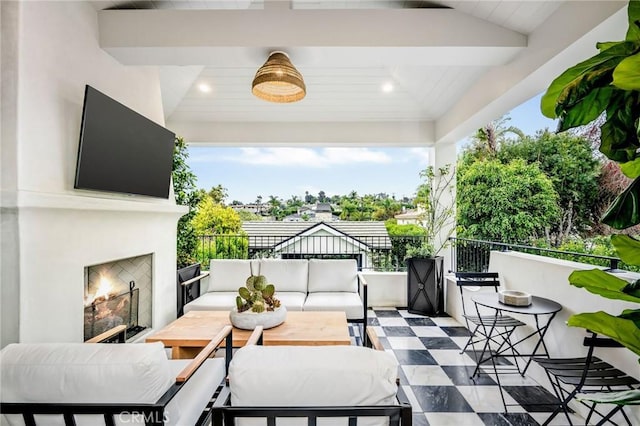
[75,85,175,198]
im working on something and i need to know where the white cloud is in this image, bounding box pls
[323,148,392,165]
[409,148,430,166]
[188,152,221,163]
[218,147,392,168]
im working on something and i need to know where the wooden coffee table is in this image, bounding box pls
[146,311,351,359]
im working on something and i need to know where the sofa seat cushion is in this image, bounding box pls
[0,342,172,404]
[275,291,306,311]
[165,358,226,426]
[184,292,306,313]
[258,259,309,293]
[303,292,364,320]
[1,342,173,425]
[230,345,398,407]
[208,259,254,292]
[308,259,358,293]
[184,292,238,313]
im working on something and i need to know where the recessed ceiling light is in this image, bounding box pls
[198,83,212,93]
[382,82,394,93]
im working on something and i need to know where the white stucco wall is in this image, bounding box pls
[361,272,406,307]
[1,1,185,345]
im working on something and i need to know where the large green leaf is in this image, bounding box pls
[599,92,640,164]
[620,156,640,178]
[557,86,613,131]
[620,309,640,329]
[612,234,640,266]
[540,42,633,118]
[602,177,640,229]
[613,52,640,90]
[555,61,616,114]
[567,311,640,356]
[569,269,640,302]
[626,0,640,41]
[620,157,640,178]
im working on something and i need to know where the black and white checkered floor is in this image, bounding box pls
[350,308,588,426]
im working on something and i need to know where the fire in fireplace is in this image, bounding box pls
[84,278,145,342]
[84,254,152,342]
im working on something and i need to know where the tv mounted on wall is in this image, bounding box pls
[74,85,175,199]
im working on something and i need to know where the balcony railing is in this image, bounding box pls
[196,234,628,273]
[196,234,427,271]
[450,237,623,272]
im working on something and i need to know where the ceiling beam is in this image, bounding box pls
[98,8,526,65]
[167,121,435,147]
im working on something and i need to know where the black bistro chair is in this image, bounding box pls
[534,331,639,426]
[454,272,527,367]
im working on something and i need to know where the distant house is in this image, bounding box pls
[282,203,339,222]
[314,202,334,221]
[241,221,391,269]
[231,203,263,215]
[394,208,423,225]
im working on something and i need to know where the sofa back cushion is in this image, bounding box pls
[258,259,309,293]
[208,259,254,292]
[0,342,172,404]
[230,345,398,408]
[308,259,358,293]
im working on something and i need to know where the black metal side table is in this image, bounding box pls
[471,293,562,412]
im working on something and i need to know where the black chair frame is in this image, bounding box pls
[455,272,526,373]
[211,384,412,426]
[535,332,640,426]
[349,272,369,347]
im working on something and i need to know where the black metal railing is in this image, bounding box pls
[196,234,428,271]
[449,237,622,272]
[196,234,628,273]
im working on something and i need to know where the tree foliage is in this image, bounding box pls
[457,159,559,243]
[173,136,202,268]
[498,130,600,245]
[192,196,243,235]
[467,115,525,160]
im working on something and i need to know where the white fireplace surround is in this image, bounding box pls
[0,1,187,346]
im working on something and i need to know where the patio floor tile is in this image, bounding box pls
[363,308,590,425]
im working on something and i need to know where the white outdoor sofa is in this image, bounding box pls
[211,327,412,425]
[0,326,233,426]
[183,258,368,325]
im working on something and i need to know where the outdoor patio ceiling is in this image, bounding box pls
[96,0,628,146]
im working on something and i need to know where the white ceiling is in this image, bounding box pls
[92,1,628,146]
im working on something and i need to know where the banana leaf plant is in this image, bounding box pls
[541,0,640,229]
[541,0,640,380]
[568,234,640,358]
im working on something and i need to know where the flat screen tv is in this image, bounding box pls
[74,85,175,198]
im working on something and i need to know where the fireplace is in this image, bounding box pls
[84,254,152,341]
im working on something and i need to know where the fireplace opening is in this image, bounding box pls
[84,281,146,341]
[84,254,152,342]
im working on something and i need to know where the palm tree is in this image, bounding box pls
[473,115,524,157]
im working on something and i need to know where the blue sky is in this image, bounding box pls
[187,93,558,204]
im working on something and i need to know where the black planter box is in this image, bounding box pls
[407,256,444,316]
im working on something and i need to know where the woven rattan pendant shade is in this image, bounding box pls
[252,51,306,103]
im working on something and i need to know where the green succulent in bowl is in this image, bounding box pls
[235,274,281,313]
